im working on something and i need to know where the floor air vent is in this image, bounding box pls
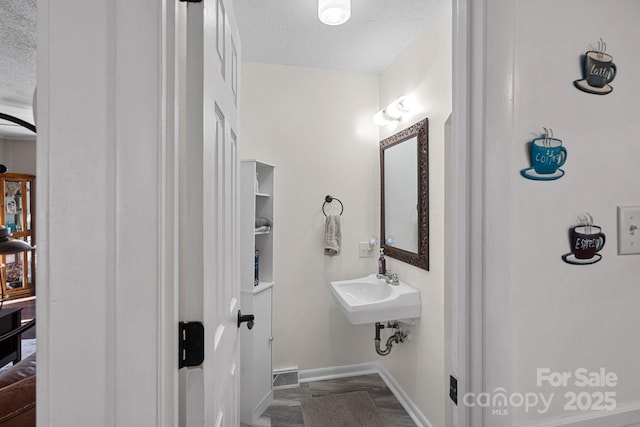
[273,368,299,389]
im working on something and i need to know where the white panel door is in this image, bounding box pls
[181,0,241,425]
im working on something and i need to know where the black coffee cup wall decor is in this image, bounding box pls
[521,128,567,181]
[562,213,606,265]
[574,39,617,95]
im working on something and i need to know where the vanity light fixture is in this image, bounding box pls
[373,96,412,127]
[318,0,351,26]
[373,111,394,127]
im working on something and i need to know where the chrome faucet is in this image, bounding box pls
[376,271,400,286]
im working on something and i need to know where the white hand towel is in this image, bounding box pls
[324,214,341,256]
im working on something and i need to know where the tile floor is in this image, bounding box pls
[241,374,417,427]
[4,298,416,426]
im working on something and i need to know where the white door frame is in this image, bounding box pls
[36,0,179,425]
[450,0,475,424]
[452,0,514,426]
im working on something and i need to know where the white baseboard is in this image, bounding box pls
[517,403,640,427]
[298,362,379,383]
[298,362,432,427]
[240,391,273,426]
[376,364,434,427]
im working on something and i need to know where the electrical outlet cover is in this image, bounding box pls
[358,242,374,258]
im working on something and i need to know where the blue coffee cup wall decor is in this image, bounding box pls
[574,39,616,95]
[521,130,567,181]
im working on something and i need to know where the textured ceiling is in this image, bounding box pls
[235,0,448,74]
[0,0,36,140]
[0,0,447,140]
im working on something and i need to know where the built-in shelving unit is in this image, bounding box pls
[240,160,274,425]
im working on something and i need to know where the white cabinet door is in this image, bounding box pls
[253,288,273,407]
[241,286,273,424]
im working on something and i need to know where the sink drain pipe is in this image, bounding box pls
[375,321,408,356]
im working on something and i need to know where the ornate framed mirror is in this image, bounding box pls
[380,118,429,270]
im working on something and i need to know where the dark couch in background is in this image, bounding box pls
[0,353,36,426]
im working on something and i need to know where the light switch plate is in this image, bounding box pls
[359,242,374,258]
[617,206,640,255]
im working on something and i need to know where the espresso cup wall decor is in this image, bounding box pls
[574,39,617,95]
[562,215,606,265]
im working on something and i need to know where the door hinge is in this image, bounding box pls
[179,321,204,369]
[449,375,458,405]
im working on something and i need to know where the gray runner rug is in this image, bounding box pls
[301,390,384,427]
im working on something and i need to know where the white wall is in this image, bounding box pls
[481,0,640,425]
[377,10,452,427]
[240,62,381,370]
[37,0,173,425]
[0,138,36,174]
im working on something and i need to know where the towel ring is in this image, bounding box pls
[322,195,343,216]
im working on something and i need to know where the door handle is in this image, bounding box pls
[237,310,255,330]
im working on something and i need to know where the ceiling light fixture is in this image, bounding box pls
[318,0,351,26]
[0,113,36,134]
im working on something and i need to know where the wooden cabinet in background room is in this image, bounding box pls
[0,173,36,300]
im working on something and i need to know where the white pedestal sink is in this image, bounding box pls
[329,274,421,325]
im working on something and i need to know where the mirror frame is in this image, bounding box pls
[380,118,429,270]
